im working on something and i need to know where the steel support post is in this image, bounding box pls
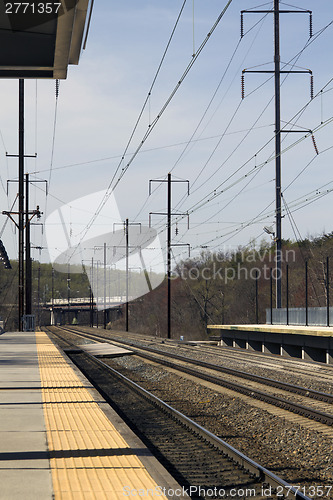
[104,242,107,329]
[274,0,282,309]
[270,268,273,324]
[286,264,289,325]
[255,270,259,324]
[167,173,171,339]
[18,79,25,330]
[125,218,129,332]
[91,258,94,327]
[149,174,189,339]
[25,173,32,315]
[67,264,70,324]
[305,261,308,326]
[242,2,312,311]
[327,257,330,327]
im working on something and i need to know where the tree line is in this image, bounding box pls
[1,233,333,335]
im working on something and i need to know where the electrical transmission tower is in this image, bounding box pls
[241,0,313,309]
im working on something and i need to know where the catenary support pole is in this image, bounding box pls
[242,2,312,310]
[25,173,32,316]
[286,264,289,325]
[67,264,70,324]
[274,0,282,309]
[255,270,259,324]
[149,174,189,339]
[104,242,107,329]
[167,173,171,339]
[327,256,330,327]
[125,218,129,332]
[51,267,54,325]
[18,79,25,330]
[90,257,94,328]
[305,261,308,326]
[270,268,273,325]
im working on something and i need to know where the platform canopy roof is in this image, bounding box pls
[0,0,93,79]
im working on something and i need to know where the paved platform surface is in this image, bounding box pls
[0,331,183,499]
[208,324,333,337]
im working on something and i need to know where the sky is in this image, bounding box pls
[0,0,332,275]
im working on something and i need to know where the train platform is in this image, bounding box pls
[0,330,183,499]
[208,323,333,337]
[208,324,333,364]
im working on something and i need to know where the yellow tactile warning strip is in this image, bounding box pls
[35,331,167,499]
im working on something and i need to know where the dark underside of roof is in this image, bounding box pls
[0,0,90,79]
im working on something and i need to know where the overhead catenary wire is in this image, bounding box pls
[30,16,331,181]
[63,0,234,265]
[30,5,330,272]
[162,20,333,260]
[35,79,61,263]
[195,179,333,252]
[282,193,321,306]
[0,127,9,196]
[133,13,270,225]
[28,124,274,177]
[125,123,333,268]
[123,103,333,265]
[166,12,271,215]
[49,79,60,189]
[169,86,333,236]
[0,194,19,239]
[169,18,333,222]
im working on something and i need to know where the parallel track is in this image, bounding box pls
[49,325,333,427]
[45,325,310,500]
[106,331,333,383]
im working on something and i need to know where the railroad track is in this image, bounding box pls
[44,325,311,500]
[62,326,333,384]
[48,325,333,427]
[115,332,333,383]
[181,344,333,382]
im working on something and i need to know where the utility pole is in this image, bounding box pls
[4,80,38,330]
[5,177,45,324]
[51,267,55,326]
[167,175,171,340]
[149,173,189,339]
[67,264,70,324]
[104,242,107,329]
[125,219,129,332]
[274,0,282,309]
[113,221,143,333]
[96,261,99,328]
[25,173,31,315]
[241,2,313,308]
[37,262,41,327]
[18,79,24,330]
[90,257,94,327]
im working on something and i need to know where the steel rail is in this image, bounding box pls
[132,349,333,426]
[74,349,311,500]
[50,326,333,425]
[113,338,333,404]
[56,325,333,403]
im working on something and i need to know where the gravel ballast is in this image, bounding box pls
[103,354,333,495]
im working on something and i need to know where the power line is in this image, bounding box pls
[170,18,333,222]
[64,1,234,265]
